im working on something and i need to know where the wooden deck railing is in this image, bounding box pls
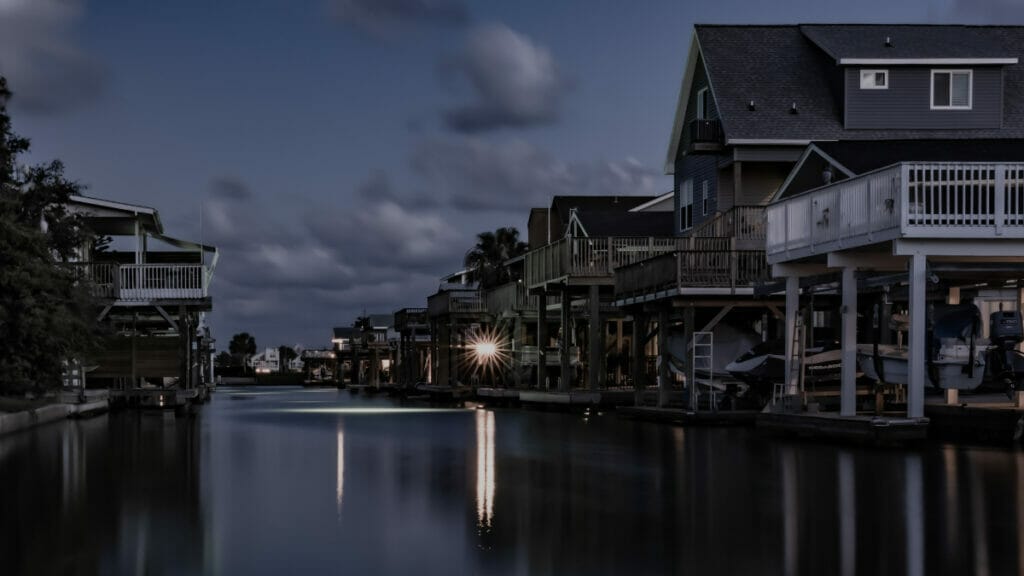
[427,289,487,317]
[525,236,686,287]
[614,249,770,298]
[766,162,1024,263]
[689,205,766,241]
[484,281,560,315]
[68,263,207,301]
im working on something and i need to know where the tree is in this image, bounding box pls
[228,332,256,370]
[278,346,297,372]
[463,227,529,289]
[0,77,100,395]
[214,351,233,369]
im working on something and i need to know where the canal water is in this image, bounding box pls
[2,387,1022,576]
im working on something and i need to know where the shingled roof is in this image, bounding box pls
[667,25,1024,171]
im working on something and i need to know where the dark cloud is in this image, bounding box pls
[444,24,567,133]
[210,178,253,201]
[947,0,1024,22]
[411,136,663,212]
[328,0,469,36]
[0,0,106,115]
[200,175,469,348]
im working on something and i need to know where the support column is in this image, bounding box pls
[512,316,522,389]
[588,284,602,391]
[840,267,857,417]
[907,254,927,419]
[179,305,188,390]
[536,289,548,389]
[784,276,800,396]
[631,313,644,405]
[657,306,670,408]
[559,290,572,393]
[683,306,695,410]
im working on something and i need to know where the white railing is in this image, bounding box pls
[765,162,1024,262]
[525,236,686,287]
[118,264,206,300]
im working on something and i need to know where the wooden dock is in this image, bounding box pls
[926,393,1024,445]
[618,406,758,426]
[519,389,635,407]
[756,411,929,445]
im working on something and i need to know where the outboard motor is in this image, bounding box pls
[990,310,1024,394]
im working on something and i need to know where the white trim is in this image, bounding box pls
[68,195,157,216]
[859,69,888,90]
[725,139,812,146]
[665,33,702,174]
[839,58,1017,65]
[930,69,973,110]
[628,191,674,212]
[771,144,857,203]
[680,179,694,232]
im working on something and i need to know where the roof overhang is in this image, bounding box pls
[67,194,164,234]
[628,191,674,212]
[725,139,811,146]
[771,143,856,202]
[665,32,702,175]
[838,58,1018,66]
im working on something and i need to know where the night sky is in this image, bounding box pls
[3,0,1019,349]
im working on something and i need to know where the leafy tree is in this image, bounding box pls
[278,345,297,371]
[214,351,233,369]
[463,227,529,289]
[0,77,100,394]
[228,332,256,369]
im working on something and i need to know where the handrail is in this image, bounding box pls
[66,262,207,301]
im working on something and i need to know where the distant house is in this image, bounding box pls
[248,348,280,374]
[332,327,355,352]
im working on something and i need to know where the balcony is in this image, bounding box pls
[394,308,429,330]
[688,205,766,249]
[427,289,487,317]
[688,119,723,153]
[70,262,208,302]
[614,249,769,302]
[525,236,686,289]
[765,162,1024,264]
[483,282,560,316]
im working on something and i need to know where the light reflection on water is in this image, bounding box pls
[3,386,1024,575]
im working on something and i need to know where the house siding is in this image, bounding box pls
[674,154,720,235]
[845,66,1003,130]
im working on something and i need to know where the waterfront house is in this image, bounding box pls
[63,194,217,407]
[393,308,432,386]
[332,326,356,383]
[426,274,488,388]
[618,24,1024,411]
[248,347,281,374]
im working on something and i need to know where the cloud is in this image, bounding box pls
[410,136,663,212]
[328,0,469,36]
[200,175,468,348]
[0,0,106,115]
[443,24,567,133]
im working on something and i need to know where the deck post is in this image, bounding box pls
[907,253,926,419]
[840,266,857,416]
[657,306,670,408]
[588,284,603,391]
[631,312,644,404]
[784,276,800,396]
[536,288,548,389]
[512,316,522,389]
[559,288,572,392]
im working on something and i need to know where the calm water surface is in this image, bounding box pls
[2,386,1023,575]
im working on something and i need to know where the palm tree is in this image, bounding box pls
[463,227,528,289]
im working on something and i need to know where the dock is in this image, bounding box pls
[618,406,758,426]
[756,411,929,445]
[926,393,1024,445]
[519,389,635,407]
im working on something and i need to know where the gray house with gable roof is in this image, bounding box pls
[667,24,1024,237]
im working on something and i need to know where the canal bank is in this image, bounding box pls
[0,391,109,437]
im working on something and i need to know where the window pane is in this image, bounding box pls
[933,72,950,107]
[875,72,886,87]
[952,72,970,107]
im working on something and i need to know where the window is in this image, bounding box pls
[680,179,693,231]
[701,181,709,216]
[696,87,709,120]
[931,70,972,109]
[859,69,888,89]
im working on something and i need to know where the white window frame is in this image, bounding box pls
[680,179,694,231]
[859,69,889,90]
[701,181,709,216]
[930,69,973,110]
[696,87,708,120]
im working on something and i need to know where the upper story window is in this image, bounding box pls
[680,179,694,231]
[859,69,888,89]
[931,70,972,110]
[701,181,709,216]
[696,87,709,120]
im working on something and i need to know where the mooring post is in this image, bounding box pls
[907,253,927,419]
[657,306,670,408]
[588,284,602,391]
[840,266,857,417]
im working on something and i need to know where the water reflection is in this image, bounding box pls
[336,422,345,515]
[475,409,495,531]
[6,389,1024,575]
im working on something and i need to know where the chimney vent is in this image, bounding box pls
[885,36,893,48]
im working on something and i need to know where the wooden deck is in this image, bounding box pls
[756,411,929,445]
[618,406,758,426]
